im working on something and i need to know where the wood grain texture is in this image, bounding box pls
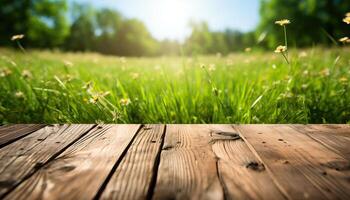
[210,125,286,200]
[5,124,140,200]
[1,124,349,200]
[0,124,45,147]
[291,125,350,160]
[152,125,224,200]
[0,124,94,198]
[100,125,165,200]
[236,125,350,200]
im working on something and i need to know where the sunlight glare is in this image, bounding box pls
[148,0,192,41]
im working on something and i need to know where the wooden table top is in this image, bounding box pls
[0,124,349,200]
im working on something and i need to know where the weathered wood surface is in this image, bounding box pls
[236,125,350,200]
[5,125,140,200]
[100,125,165,200]
[0,124,45,147]
[0,124,349,200]
[152,125,224,200]
[0,124,94,198]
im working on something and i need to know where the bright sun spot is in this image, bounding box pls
[148,0,192,41]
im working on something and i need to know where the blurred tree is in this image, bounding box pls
[64,3,96,51]
[116,19,158,56]
[0,0,69,48]
[185,21,213,55]
[210,32,229,54]
[224,29,245,51]
[258,0,350,49]
[184,22,255,55]
[95,9,122,54]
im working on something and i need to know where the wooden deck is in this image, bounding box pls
[0,124,349,200]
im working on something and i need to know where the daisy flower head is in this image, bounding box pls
[275,19,291,26]
[274,45,287,53]
[120,98,131,106]
[11,34,24,41]
[344,16,350,24]
[339,37,350,43]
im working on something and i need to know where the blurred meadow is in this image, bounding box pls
[0,0,350,123]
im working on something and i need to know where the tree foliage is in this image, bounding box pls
[1,0,349,56]
[0,0,69,48]
[258,0,350,48]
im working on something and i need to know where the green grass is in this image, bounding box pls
[0,47,349,124]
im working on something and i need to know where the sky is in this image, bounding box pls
[73,0,260,41]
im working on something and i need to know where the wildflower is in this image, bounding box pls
[339,37,349,43]
[274,45,287,53]
[89,95,99,104]
[208,64,216,71]
[22,70,32,79]
[303,70,309,76]
[346,12,350,17]
[63,60,73,67]
[320,68,330,77]
[131,73,140,80]
[120,98,131,106]
[275,19,291,26]
[301,84,308,89]
[89,91,110,104]
[339,77,348,84]
[11,34,24,41]
[200,64,205,69]
[343,16,350,24]
[83,81,93,93]
[0,68,12,77]
[14,91,24,99]
[245,47,252,52]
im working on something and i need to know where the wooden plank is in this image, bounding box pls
[4,124,140,200]
[152,125,285,200]
[210,125,286,200]
[0,124,94,198]
[236,125,350,200]
[0,124,45,147]
[152,125,224,200]
[100,125,165,200]
[291,125,350,160]
[293,124,350,137]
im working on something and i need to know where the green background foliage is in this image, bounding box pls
[0,0,349,56]
[258,0,350,48]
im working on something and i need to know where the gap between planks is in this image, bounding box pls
[0,124,97,198]
[0,124,46,148]
[2,124,350,200]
